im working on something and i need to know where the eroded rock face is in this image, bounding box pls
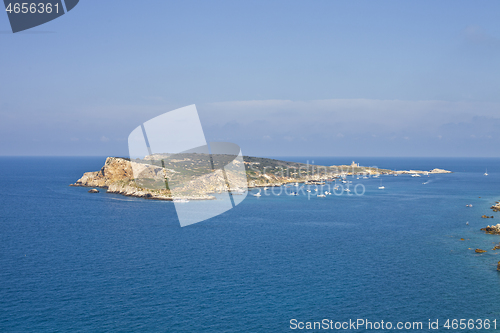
[71,157,172,199]
[71,157,220,200]
[497,261,500,271]
[72,157,135,188]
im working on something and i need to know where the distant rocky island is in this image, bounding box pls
[70,155,452,201]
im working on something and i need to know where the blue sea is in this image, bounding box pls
[1,156,500,332]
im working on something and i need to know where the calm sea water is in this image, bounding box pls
[1,157,500,332]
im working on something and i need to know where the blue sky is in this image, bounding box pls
[1,0,500,156]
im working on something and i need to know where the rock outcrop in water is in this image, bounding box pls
[71,156,453,201]
[481,224,500,235]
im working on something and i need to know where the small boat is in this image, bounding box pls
[345,188,351,192]
[294,182,299,186]
[317,194,326,198]
[378,179,385,189]
[484,169,489,176]
[306,190,311,193]
[411,174,421,177]
[264,187,268,190]
[290,192,298,196]
[252,192,261,197]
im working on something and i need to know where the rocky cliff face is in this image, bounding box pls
[71,157,238,200]
[72,157,135,188]
[71,157,179,200]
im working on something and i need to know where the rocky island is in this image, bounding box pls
[491,201,500,212]
[70,156,452,201]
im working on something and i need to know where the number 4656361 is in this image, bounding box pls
[5,2,59,14]
[443,319,497,330]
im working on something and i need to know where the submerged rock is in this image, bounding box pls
[475,249,487,253]
[88,189,99,193]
